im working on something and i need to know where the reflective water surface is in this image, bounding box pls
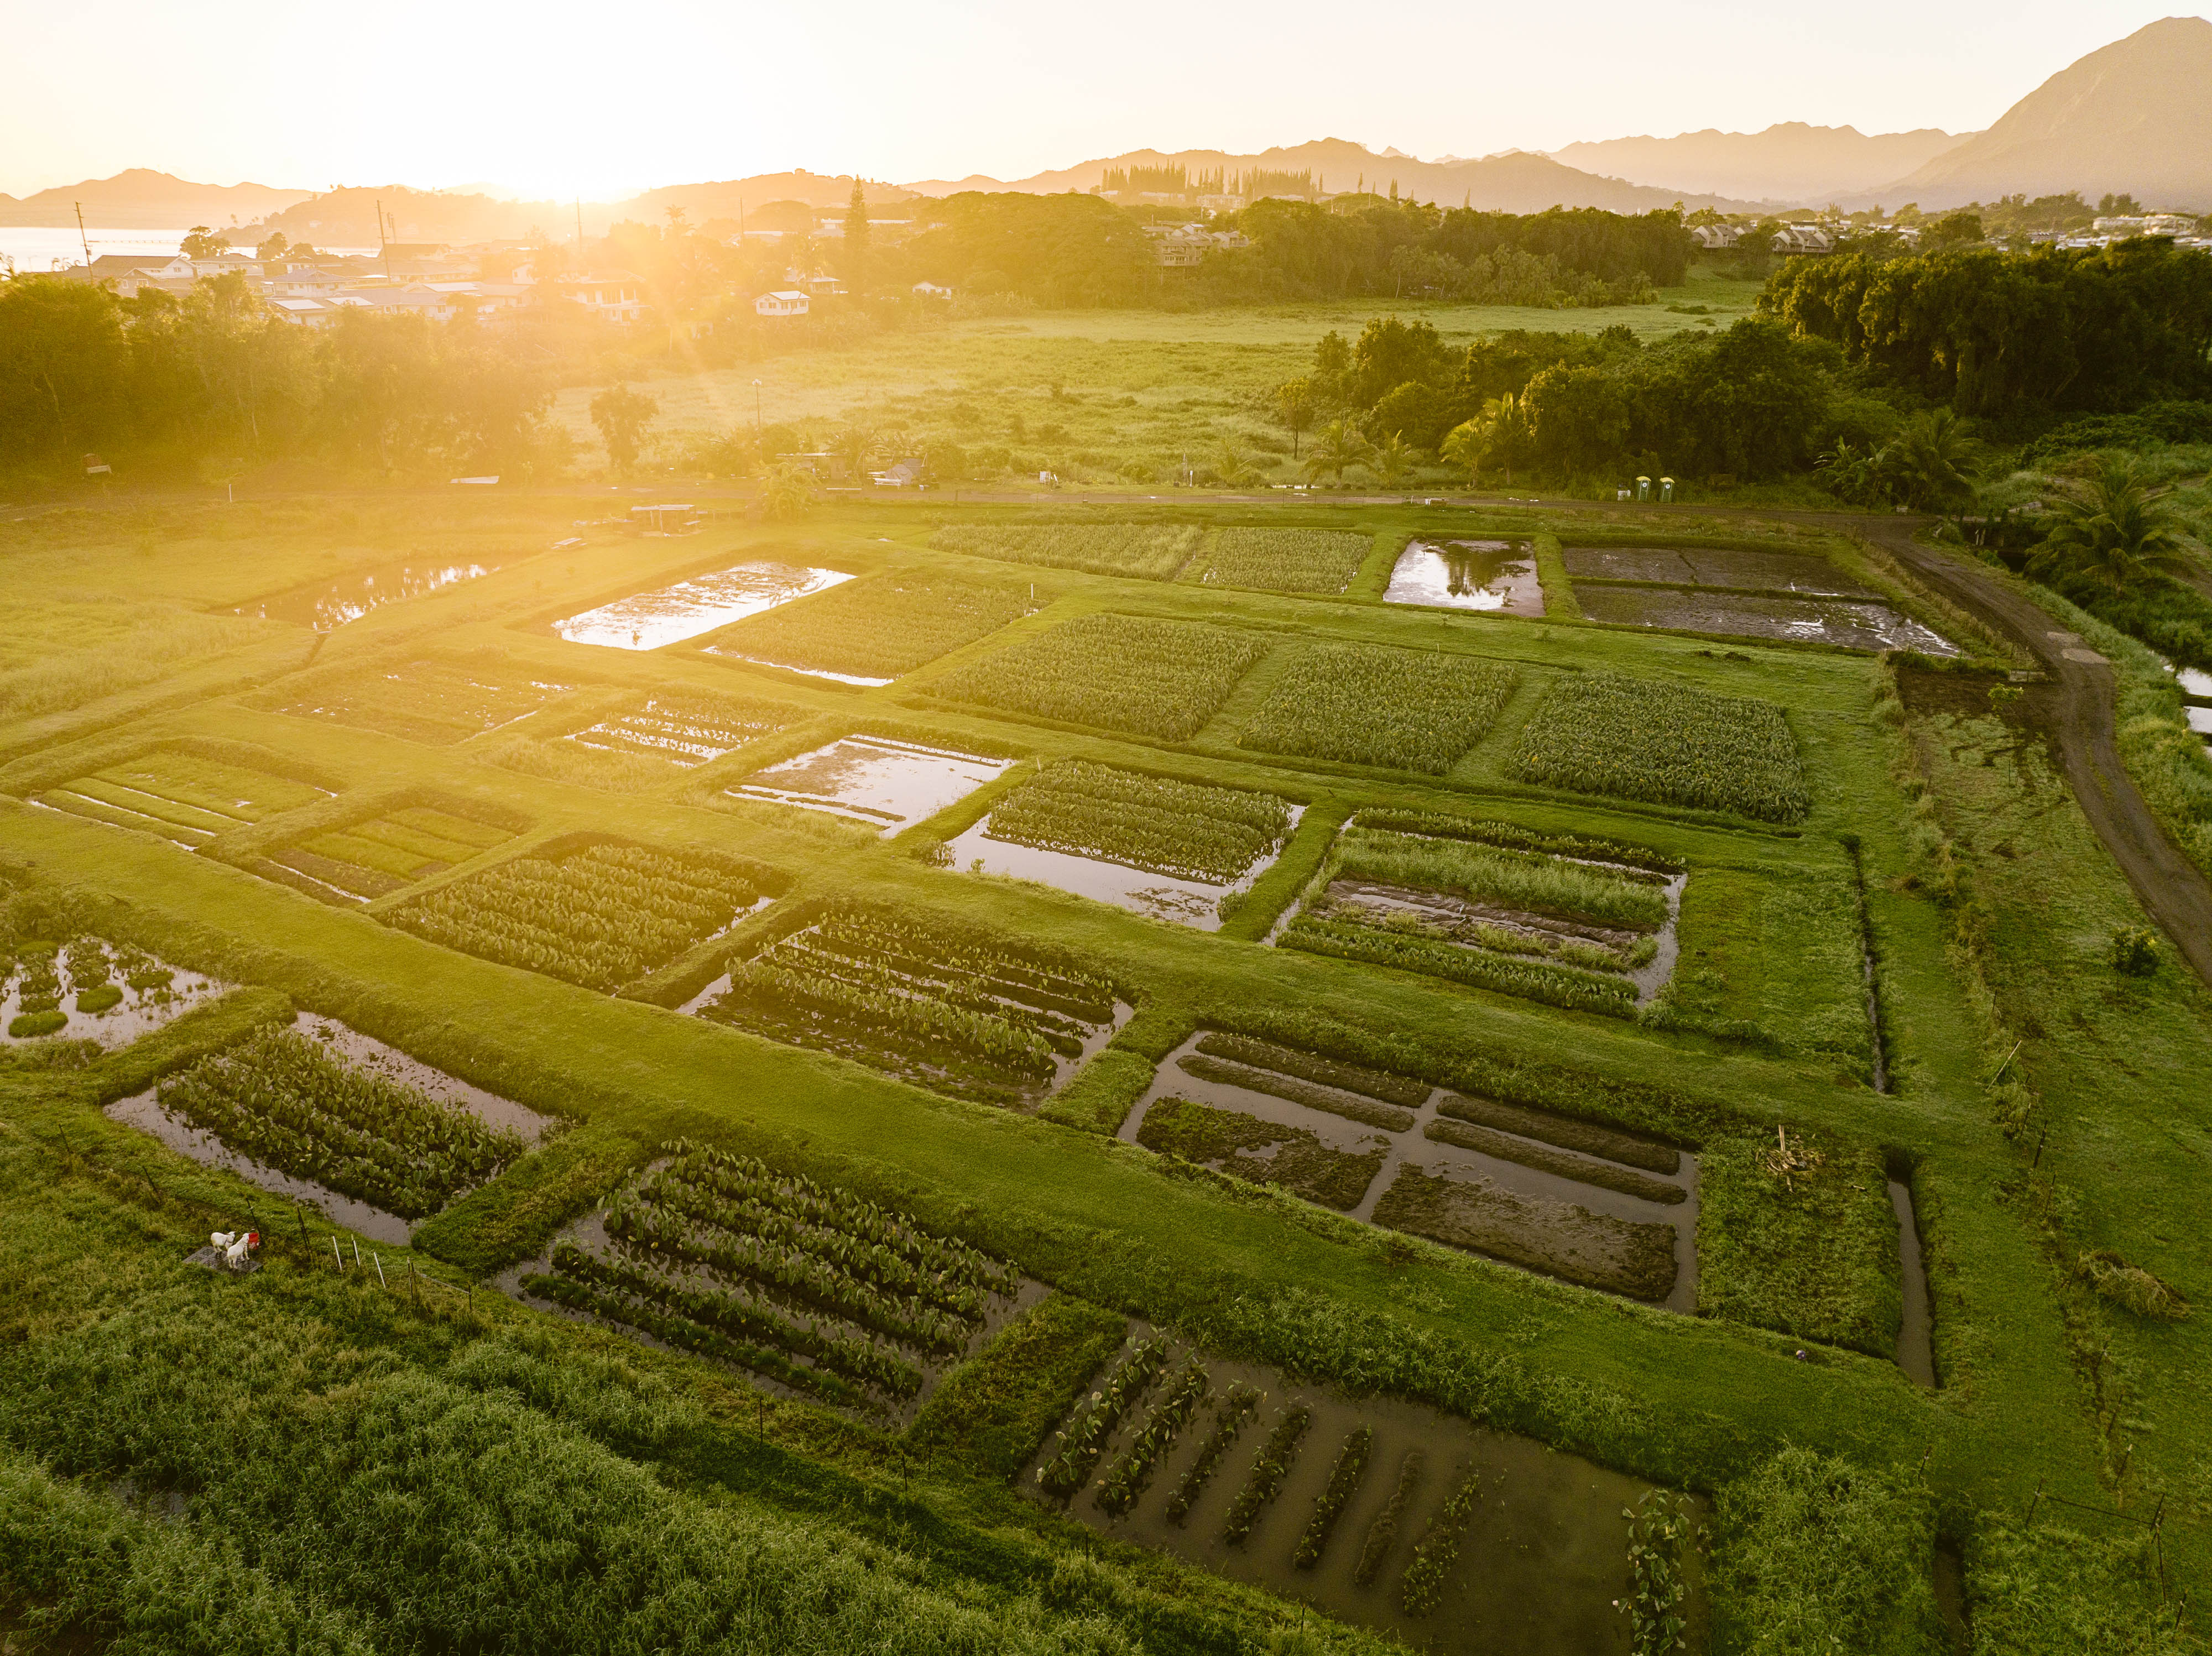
[730,738,1011,831]
[1383,540,1546,614]
[555,562,852,650]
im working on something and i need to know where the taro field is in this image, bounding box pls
[1186,527,1374,594]
[1277,810,1683,1016]
[708,574,1032,681]
[521,1140,1028,1415]
[384,839,775,990]
[931,522,1201,581]
[34,750,332,848]
[928,614,1268,739]
[1238,642,1519,774]
[697,905,1124,1108]
[256,802,523,903]
[1509,671,1810,823]
[267,657,574,745]
[2,933,221,1043]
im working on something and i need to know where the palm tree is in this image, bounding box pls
[1877,408,1983,518]
[757,460,817,521]
[2026,457,2200,597]
[830,424,877,483]
[1371,431,1416,489]
[1302,417,1373,487]
[1214,439,1261,489]
[1439,419,1484,489]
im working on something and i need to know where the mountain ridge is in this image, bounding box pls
[1548,123,1967,205]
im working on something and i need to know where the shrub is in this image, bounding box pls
[2109,926,2159,976]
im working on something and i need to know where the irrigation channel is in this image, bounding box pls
[103,1013,553,1246]
[1030,1324,1705,1656]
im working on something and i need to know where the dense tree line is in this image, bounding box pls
[1761,241,2212,416]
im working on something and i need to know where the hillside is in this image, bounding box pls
[904,138,1756,213]
[1874,15,2212,210]
[1548,123,1965,206]
[0,169,312,228]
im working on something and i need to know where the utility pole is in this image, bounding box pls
[575,197,585,264]
[376,197,391,283]
[74,200,92,268]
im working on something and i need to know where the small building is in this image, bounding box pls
[552,270,646,322]
[912,281,953,299]
[870,458,925,487]
[755,289,810,317]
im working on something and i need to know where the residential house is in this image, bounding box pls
[755,290,810,317]
[912,281,953,299]
[552,270,646,322]
[870,458,925,487]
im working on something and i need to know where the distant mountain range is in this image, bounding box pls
[1865,15,2212,210]
[13,18,2210,240]
[0,168,310,228]
[903,137,1755,213]
[1547,125,1968,206]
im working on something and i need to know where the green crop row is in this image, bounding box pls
[1036,1337,1168,1498]
[1328,825,1671,932]
[1165,1381,1262,1524]
[713,575,1032,678]
[1219,1404,1312,1546]
[387,843,763,992]
[931,522,1201,581]
[653,1140,1018,1295]
[1293,1424,1375,1569]
[1510,671,1811,824]
[932,614,1267,740]
[1400,1466,1484,1617]
[544,1238,922,1396]
[1095,1356,1209,1516]
[1279,916,1641,1017]
[158,1026,525,1219]
[1197,528,1371,594]
[1346,807,1682,874]
[983,759,1290,884]
[1353,1448,1425,1586]
[1239,642,1519,774]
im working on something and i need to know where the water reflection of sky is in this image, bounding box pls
[730,738,1009,831]
[236,560,499,631]
[555,562,850,650]
[1383,541,1546,615]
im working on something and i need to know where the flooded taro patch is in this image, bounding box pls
[1273,811,1683,1018]
[34,751,333,850]
[255,803,522,905]
[3,937,223,1046]
[1121,1031,1697,1310]
[1575,584,1958,655]
[103,1012,552,1245]
[233,555,517,630]
[1562,544,1879,597]
[552,561,852,650]
[566,688,802,768]
[689,906,1129,1109]
[506,1140,1042,1424]
[1383,540,1546,614]
[730,736,1013,830]
[1029,1325,1701,1655]
[943,759,1298,932]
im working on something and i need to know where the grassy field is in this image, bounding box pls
[0,484,2200,1653]
[551,271,1767,483]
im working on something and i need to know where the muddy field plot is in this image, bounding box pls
[931,522,1201,581]
[730,736,1012,832]
[515,1141,1031,1419]
[1237,643,1519,774]
[107,1015,548,1244]
[1575,586,1958,656]
[945,760,1296,930]
[1123,1032,1696,1308]
[494,687,810,792]
[35,751,333,849]
[383,839,773,992]
[1562,544,1878,597]
[693,907,1125,1109]
[267,659,572,745]
[708,574,1031,683]
[927,614,1269,740]
[1277,811,1682,1016]
[257,803,521,904]
[1028,1330,1689,1656]
[1509,671,1810,823]
[3,936,222,1045]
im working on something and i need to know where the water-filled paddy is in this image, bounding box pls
[2178,666,2212,698]
[554,562,851,650]
[103,1013,552,1244]
[1383,540,1545,614]
[1576,585,1958,655]
[1032,1328,1699,1656]
[1563,545,1877,596]
[233,557,514,630]
[946,805,1302,932]
[2,942,223,1047]
[729,737,1012,830]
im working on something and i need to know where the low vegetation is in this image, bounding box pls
[931,613,1267,739]
[932,522,1201,581]
[1194,527,1372,594]
[712,574,1031,678]
[1238,642,1519,773]
[981,759,1291,884]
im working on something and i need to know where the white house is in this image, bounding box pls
[755,290,811,317]
[552,270,646,322]
[912,281,953,299]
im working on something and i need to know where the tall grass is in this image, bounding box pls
[0,610,269,720]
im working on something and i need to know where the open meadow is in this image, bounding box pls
[0,482,2201,1655]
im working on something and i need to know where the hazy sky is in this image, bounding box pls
[0,1,2192,200]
